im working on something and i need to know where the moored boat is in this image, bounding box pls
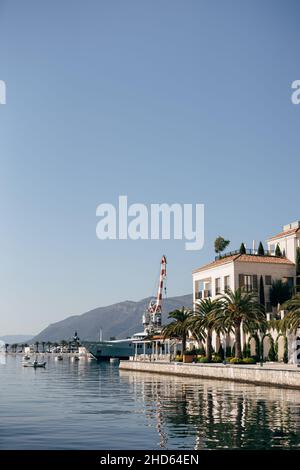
[23,360,46,368]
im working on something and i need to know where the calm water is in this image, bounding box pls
[1,355,300,449]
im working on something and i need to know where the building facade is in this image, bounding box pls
[192,221,300,362]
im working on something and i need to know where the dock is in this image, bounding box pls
[119,360,300,389]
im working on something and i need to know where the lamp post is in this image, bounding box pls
[258,330,263,367]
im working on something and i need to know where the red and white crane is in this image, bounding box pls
[143,255,167,333]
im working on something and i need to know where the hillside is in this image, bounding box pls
[31,294,193,342]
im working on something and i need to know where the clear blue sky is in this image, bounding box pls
[0,0,299,335]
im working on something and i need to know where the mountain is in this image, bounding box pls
[0,334,34,344]
[31,294,193,343]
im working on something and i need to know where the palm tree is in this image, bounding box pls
[162,307,192,354]
[35,341,39,353]
[283,294,300,333]
[60,340,68,352]
[47,341,52,353]
[5,343,9,353]
[41,341,46,353]
[188,299,222,361]
[215,288,266,359]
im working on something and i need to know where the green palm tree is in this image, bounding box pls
[188,298,222,361]
[60,340,68,352]
[41,341,46,353]
[283,294,300,332]
[35,341,39,353]
[47,341,52,353]
[162,307,192,354]
[216,288,266,359]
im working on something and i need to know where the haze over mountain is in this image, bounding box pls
[31,294,192,343]
[0,335,34,344]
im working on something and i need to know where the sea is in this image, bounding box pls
[1,354,300,450]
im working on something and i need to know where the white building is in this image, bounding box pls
[192,221,300,362]
[267,220,300,264]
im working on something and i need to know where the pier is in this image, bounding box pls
[119,360,300,390]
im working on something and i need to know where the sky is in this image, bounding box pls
[0,0,299,335]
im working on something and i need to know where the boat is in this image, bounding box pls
[110,357,120,364]
[23,360,46,368]
[71,355,80,361]
[82,256,167,361]
[56,355,63,361]
[82,337,148,360]
[23,355,31,361]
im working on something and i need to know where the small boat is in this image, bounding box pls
[23,360,46,368]
[23,355,31,361]
[72,355,80,361]
[110,357,120,364]
[56,355,63,361]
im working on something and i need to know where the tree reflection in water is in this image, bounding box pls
[119,371,300,449]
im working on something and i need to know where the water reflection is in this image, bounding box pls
[1,356,300,449]
[120,370,300,449]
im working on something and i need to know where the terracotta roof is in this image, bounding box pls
[192,254,294,273]
[267,227,300,241]
[237,254,294,265]
[192,254,240,273]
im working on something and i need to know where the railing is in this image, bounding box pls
[215,249,272,261]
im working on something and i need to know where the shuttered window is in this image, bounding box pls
[239,274,244,288]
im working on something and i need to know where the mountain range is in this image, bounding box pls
[31,294,193,343]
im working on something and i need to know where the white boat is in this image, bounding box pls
[23,355,30,361]
[55,355,63,361]
[23,360,46,368]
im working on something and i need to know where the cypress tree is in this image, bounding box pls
[296,247,300,276]
[275,244,282,257]
[258,241,265,256]
[239,242,246,254]
[259,275,265,309]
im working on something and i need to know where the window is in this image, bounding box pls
[239,274,258,292]
[244,275,252,292]
[270,244,275,255]
[215,278,221,295]
[265,275,272,286]
[224,275,230,292]
[195,281,204,300]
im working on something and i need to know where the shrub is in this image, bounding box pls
[268,338,276,362]
[217,344,224,360]
[242,357,256,364]
[175,355,183,362]
[212,354,222,363]
[193,347,205,356]
[229,357,243,364]
[183,349,196,356]
[243,343,251,358]
[198,356,211,363]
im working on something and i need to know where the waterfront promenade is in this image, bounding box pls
[119,360,300,389]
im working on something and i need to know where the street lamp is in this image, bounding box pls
[258,330,263,367]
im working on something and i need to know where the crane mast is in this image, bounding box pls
[143,255,167,334]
